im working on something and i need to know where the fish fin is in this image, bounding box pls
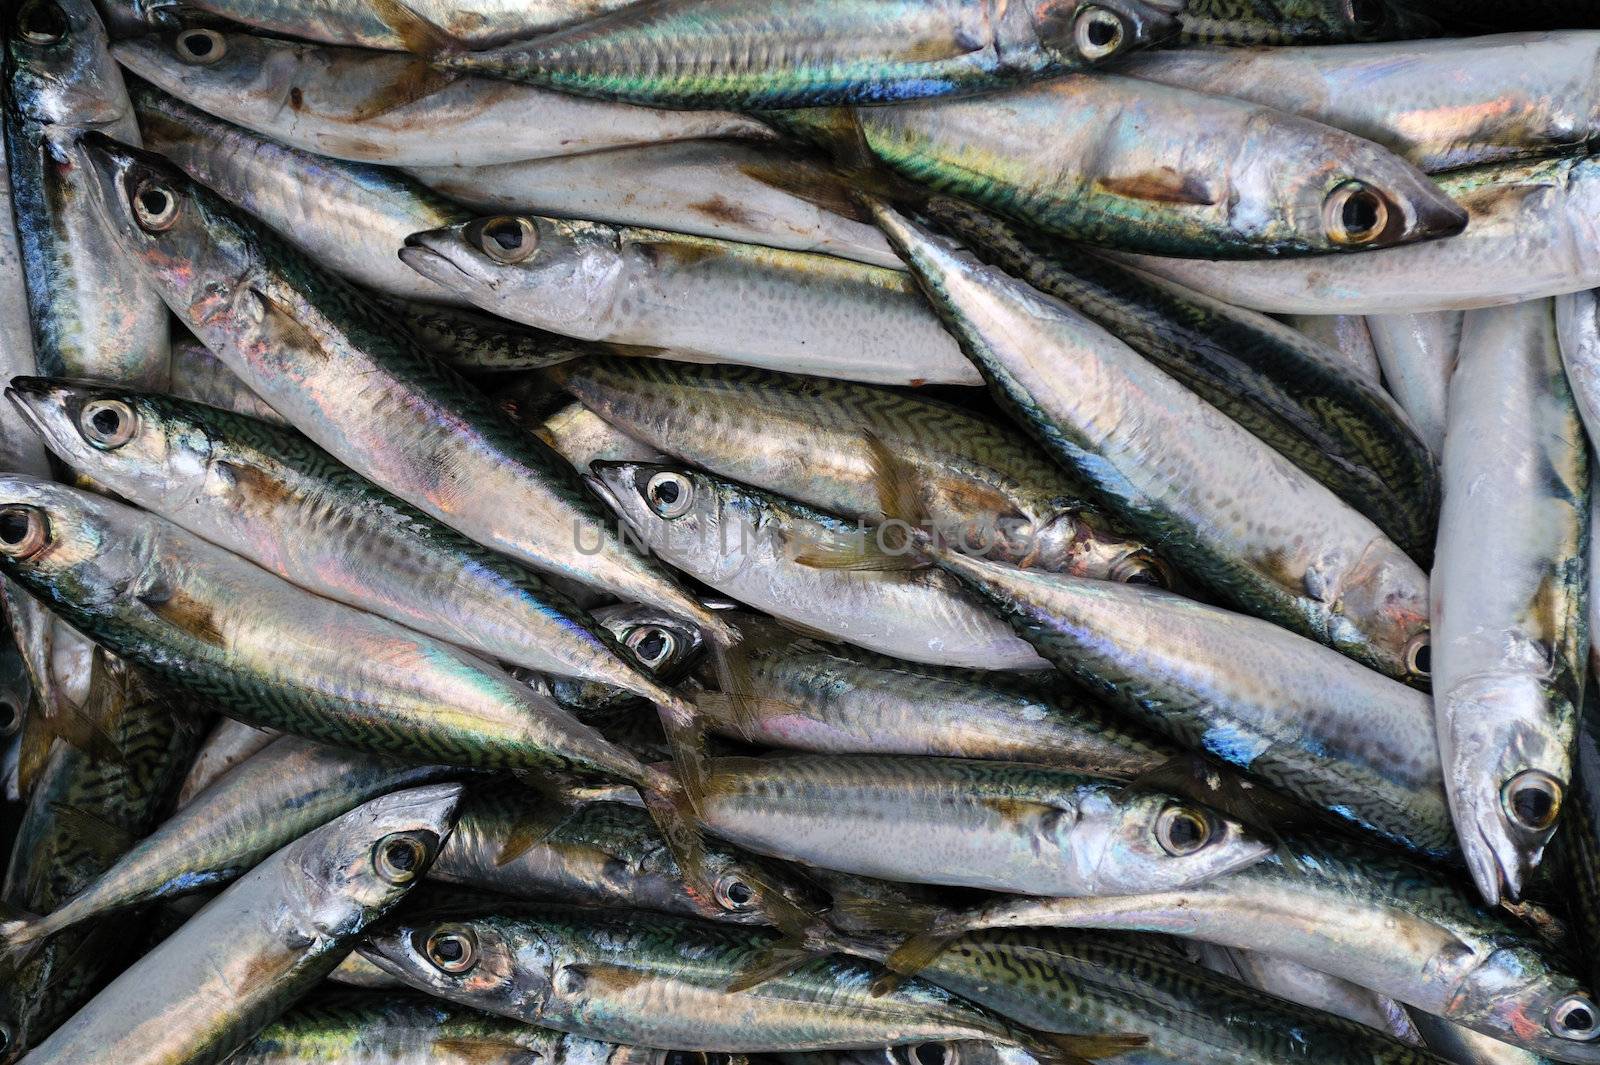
[1502,898,1568,950]
[495,779,575,867]
[723,937,818,993]
[245,287,335,363]
[45,801,135,860]
[792,542,928,572]
[651,691,709,815]
[348,59,462,121]
[878,927,963,989]
[0,902,47,964]
[1025,1031,1150,1065]
[639,770,716,912]
[710,635,768,744]
[433,1038,537,1065]
[827,891,949,935]
[367,0,464,57]
[863,430,929,534]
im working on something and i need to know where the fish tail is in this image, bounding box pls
[650,689,710,815]
[0,903,49,964]
[368,0,464,58]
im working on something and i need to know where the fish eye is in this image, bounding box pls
[0,506,49,561]
[174,28,226,65]
[1552,996,1600,1041]
[714,873,757,912]
[0,698,19,738]
[1343,0,1385,33]
[15,0,66,44]
[131,179,181,233]
[422,924,479,974]
[1072,5,1125,60]
[626,625,677,669]
[889,1045,958,1065]
[1110,553,1169,588]
[1324,181,1389,246]
[472,216,539,265]
[1502,770,1563,832]
[643,471,694,520]
[0,1022,11,1055]
[78,399,137,449]
[1156,805,1212,856]
[1404,634,1430,679]
[372,833,428,884]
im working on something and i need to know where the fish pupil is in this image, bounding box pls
[1512,786,1555,827]
[1410,643,1430,674]
[1341,192,1380,236]
[1083,17,1116,46]
[0,1022,10,1053]
[138,188,170,218]
[1168,813,1203,849]
[17,1,66,43]
[434,936,464,962]
[91,407,122,437]
[653,481,681,506]
[181,31,214,57]
[0,511,31,546]
[725,880,752,905]
[1347,0,1383,31]
[384,841,418,871]
[913,1044,948,1065]
[1569,1008,1595,1032]
[486,220,525,253]
[635,630,668,663]
[0,699,16,733]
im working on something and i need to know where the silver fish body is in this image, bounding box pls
[174,717,279,808]
[1280,314,1383,382]
[1365,311,1462,456]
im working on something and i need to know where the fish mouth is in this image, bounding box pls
[399,234,481,291]
[1409,193,1470,243]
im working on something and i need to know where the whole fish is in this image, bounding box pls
[1175,0,1435,43]
[776,75,1465,259]
[1122,33,1600,173]
[552,357,1165,579]
[17,784,462,1065]
[111,29,773,167]
[8,379,701,712]
[1,735,458,950]
[887,835,1600,1063]
[173,717,278,808]
[1281,315,1383,382]
[359,903,1138,1062]
[1434,301,1590,905]
[400,216,979,387]
[4,0,170,389]
[1107,155,1600,313]
[871,202,1433,683]
[584,460,1050,670]
[427,0,1181,109]
[409,140,902,269]
[686,754,1267,895]
[132,84,470,305]
[925,201,1439,561]
[1365,312,1462,457]
[76,133,733,650]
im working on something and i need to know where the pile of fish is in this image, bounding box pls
[7,0,1600,1062]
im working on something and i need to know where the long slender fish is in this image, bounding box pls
[1107,155,1600,313]
[1282,315,1383,382]
[871,202,1432,683]
[132,84,469,305]
[775,75,1464,259]
[585,460,1051,671]
[1121,33,1600,173]
[76,133,733,649]
[400,216,980,387]
[1434,301,1590,905]
[7,379,701,710]
[1365,312,1462,456]
[410,140,902,269]
[112,29,773,168]
[926,201,1439,561]
[429,0,1181,109]
[888,835,1600,1064]
[552,358,1164,579]
[17,784,462,1065]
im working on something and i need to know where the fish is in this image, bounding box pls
[383,297,598,373]
[1280,315,1383,382]
[774,74,1465,259]
[871,202,1433,683]
[533,603,708,718]
[111,29,773,168]
[1192,944,1424,1043]
[132,83,471,305]
[359,903,1141,1062]
[173,718,279,809]
[1106,154,1600,313]
[925,201,1439,562]
[1121,33,1600,173]
[400,215,980,387]
[1174,0,1437,43]
[426,0,1182,109]
[409,139,902,269]
[1364,312,1462,457]
[551,357,1165,579]
[75,132,734,652]
[584,460,1050,671]
[166,337,286,427]
[1433,301,1590,905]
[885,835,1600,1063]
[16,783,462,1065]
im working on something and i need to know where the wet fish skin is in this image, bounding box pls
[1192,944,1424,1043]
[871,202,1432,683]
[586,460,1049,671]
[1175,0,1436,43]
[689,754,1268,896]
[386,297,599,373]
[174,717,278,808]
[111,30,773,168]
[435,0,1181,109]
[401,216,979,387]
[167,336,285,426]
[1365,311,1462,457]
[926,202,1439,562]
[1434,300,1589,905]
[554,357,1164,580]
[1281,315,1383,382]
[777,74,1465,259]
[75,132,732,646]
[17,783,463,1065]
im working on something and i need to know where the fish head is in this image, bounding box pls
[362,912,552,1021]
[75,130,259,316]
[6,0,128,133]
[591,603,708,682]
[111,29,264,105]
[401,216,622,334]
[1080,786,1271,893]
[1029,0,1180,66]
[7,378,209,513]
[587,461,770,583]
[684,843,831,930]
[0,474,150,616]
[285,783,463,941]
[1454,943,1600,1059]
[1440,674,1574,905]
